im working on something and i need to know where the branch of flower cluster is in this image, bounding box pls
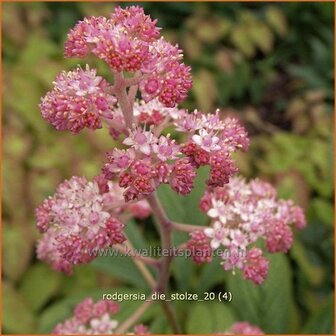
[128,84,138,108]
[123,73,150,87]
[114,297,153,334]
[172,222,205,233]
[153,116,172,137]
[147,192,182,334]
[113,72,134,128]
[113,243,159,267]
[123,239,157,289]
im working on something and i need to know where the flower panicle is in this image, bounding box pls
[200,176,306,285]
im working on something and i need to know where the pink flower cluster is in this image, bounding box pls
[199,176,306,284]
[39,66,116,134]
[103,103,248,201]
[64,6,191,107]
[225,321,264,335]
[178,110,249,188]
[36,175,151,273]
[53,298,149,334]
[127,98,183,125]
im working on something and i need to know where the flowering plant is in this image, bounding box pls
[36,6,306,334]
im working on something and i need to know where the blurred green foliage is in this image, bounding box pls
[2,2,334,334]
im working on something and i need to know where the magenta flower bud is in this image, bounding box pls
[243,248,269,285]
[229,321,264,335]
[186,230,213,264]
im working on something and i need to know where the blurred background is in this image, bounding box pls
[2,2,334,334]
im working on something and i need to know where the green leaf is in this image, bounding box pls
[91,220,153,289]
[227,253,294,333]
[193,70,218,111]
[265,6,287,37]
[38,300,74,334]
[157,166,209,226]
[249,22,274,54]
[2,281,36,333]
[59,265,99,296]
[311,198,334,227]
[20,263,61,312]
[290,241,324,286]
[186,302,236,334]
[196,255,227,293]
[302,295,334,334]
[2,225,33,282]
[150,315,172,334]
[124,219,150,249]
[231,25,255,58]
[186,302,214,333]
[91,251,150,289]
[2,160,27,220]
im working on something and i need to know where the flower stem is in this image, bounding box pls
[114,298,153,334]
[114,72,133,128]
[172,222,203,232]
[147,192,182,334]
[113,243,159,267]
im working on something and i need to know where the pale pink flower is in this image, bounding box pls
[123,127,157,155]
[105,148,136,174]
[220,117,250,151]
[204,221,230,249]
[192,129,221,152]
[36,228,72,274]
[152,135,180,161]
[207,200,233,224]
[221,246,246,272]
[54,298,122,335]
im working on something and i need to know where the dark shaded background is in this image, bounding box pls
[2,2,334,334]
